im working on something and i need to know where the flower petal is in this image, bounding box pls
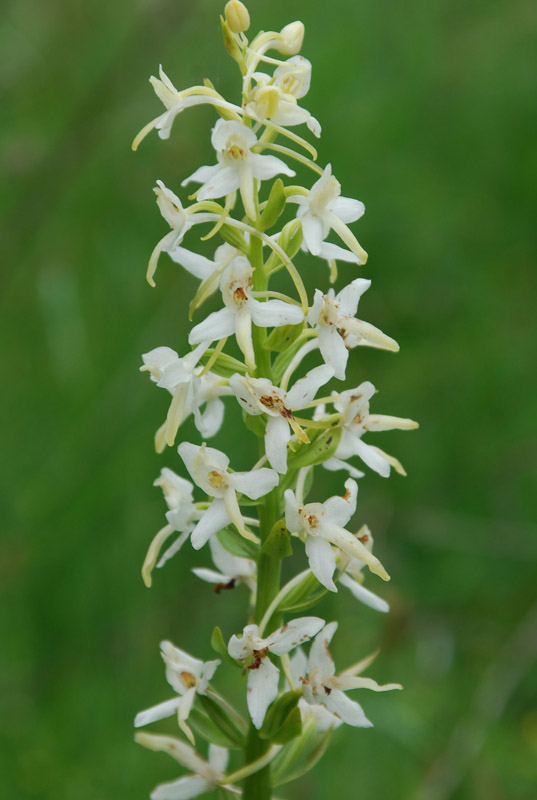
[324,689,373,727]
[286,364,334,409]
[332,196,365,224]
[247,657,280,729]
[151,776,211,800]
[307,621,337,676]
[336,279,370,317]
[267,616,325,655]
[339,573,390,613]
[318,326,348,380]
[265,415,290,473]
[232,467,279,500]
[190,500,230,550]
[135,697,181,728]
[323,478,358,527]
[189,308,236,345]
[250,298,304,327]
[305,536,337,591]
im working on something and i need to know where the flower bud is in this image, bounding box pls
[278,21,305,55]
[225,1,250,33]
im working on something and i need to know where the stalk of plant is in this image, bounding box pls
[133,3,418,799]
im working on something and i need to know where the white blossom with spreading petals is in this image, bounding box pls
[289,164,367,263]
[228,617,325,728]
[322,380,419,477]
[229,364,333,472]
[147,181,216,287]
[141,344,230,451]
[300,622,401,727]
[307,279,399,380]
[135,641,220,743]
[288,648,342,732]
[192,536,257,593]
[189,256,304,371]
[284,478,389,591]
[135,733,237,799]
[133,64,244,150]
[178,442,278,548]
[244,56,321,136]
[181,119,295,220]
[141,469,202,588]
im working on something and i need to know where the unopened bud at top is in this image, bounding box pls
[278,21,305,54]
[225,1,250,33]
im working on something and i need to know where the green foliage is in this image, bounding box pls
[260,520,293,558]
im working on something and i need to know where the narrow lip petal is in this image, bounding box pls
[151,775,211,800]
[305,536,337,592]
[134,697,182,728]
[339,573,390,613]
[190,499,231,550]
[247,657,280,729]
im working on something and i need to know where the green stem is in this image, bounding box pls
[242,209,280,800]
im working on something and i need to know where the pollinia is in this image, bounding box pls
[133,3,418,799]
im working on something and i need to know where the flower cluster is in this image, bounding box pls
[133,3,417,798]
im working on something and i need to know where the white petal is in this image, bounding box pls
[323,456,365,479]
[190,500,230,550]
[318,326,348,380]
[305,536,337,592]
[267,616,325,655]
[192,567,229,584]
[323,478,358,527]
[332,196,365,224]
[194,397,225,439]
[247,658,280,729]
[339,573,390,613]
[167,246,216,281]
[321,522,389,581]
[317,241,361,263]
[197,165,240,201]
[135,733,208,774]
[189,307,236,345]
[250,298,304,327]
[308,621,337,676]
[289,648,308,685]
[135,697,181,728]
[265,415,290,473]
[151,776,210,800]
[367,413,419,432]
[324,690,372,727]
[232,467,279,500]
[336,278,371,317]
[355,438,391,478]
[178,687,197,723]
[286,364,334,409]
[301,213,324,255]
[306,289,324,326]
[181,164,220,187]
[210,536,256,580]
[251,152,295,180]
[284,489,301,532]
[208,744,229,773]
[235,308,255,371]
[228,624,259,661]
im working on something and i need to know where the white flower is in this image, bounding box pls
[134,641,220,743]
[244,56,321,137]
[229,365,333,472]
[178,442,278,548]
[141,469,202,588]
[300,622,401,727]
[284,478,389,591]
[135,734,236,799]
[146,181,216,287]
[290,164,367,262]
[289,649,342,732]
[192,536,257,594]
[182,119,295,220]
[141,344,229,451]
[307,279,399,380]
[133,64,244,150]
[228,617,325,728]
[324,381,419,477]
[337,526,390,613]
[189,256,304,371]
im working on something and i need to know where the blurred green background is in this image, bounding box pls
[2,0,537,798]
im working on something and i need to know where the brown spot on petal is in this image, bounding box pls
[323,685,332,695]
[247,647,269,670]
[180,671,197,689]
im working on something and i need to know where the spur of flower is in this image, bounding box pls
[135,733,236,799]
[229,364,334,472]
[298,622,401,727]
[192,536,257,595]
[178,442,278,547]
[308,278,399,380]
[228,617,325,728]
[182,119,295,220]
[135,641,220,743]
[285,478,389,591]
[189,256,304,371]
[321,380,419,477]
